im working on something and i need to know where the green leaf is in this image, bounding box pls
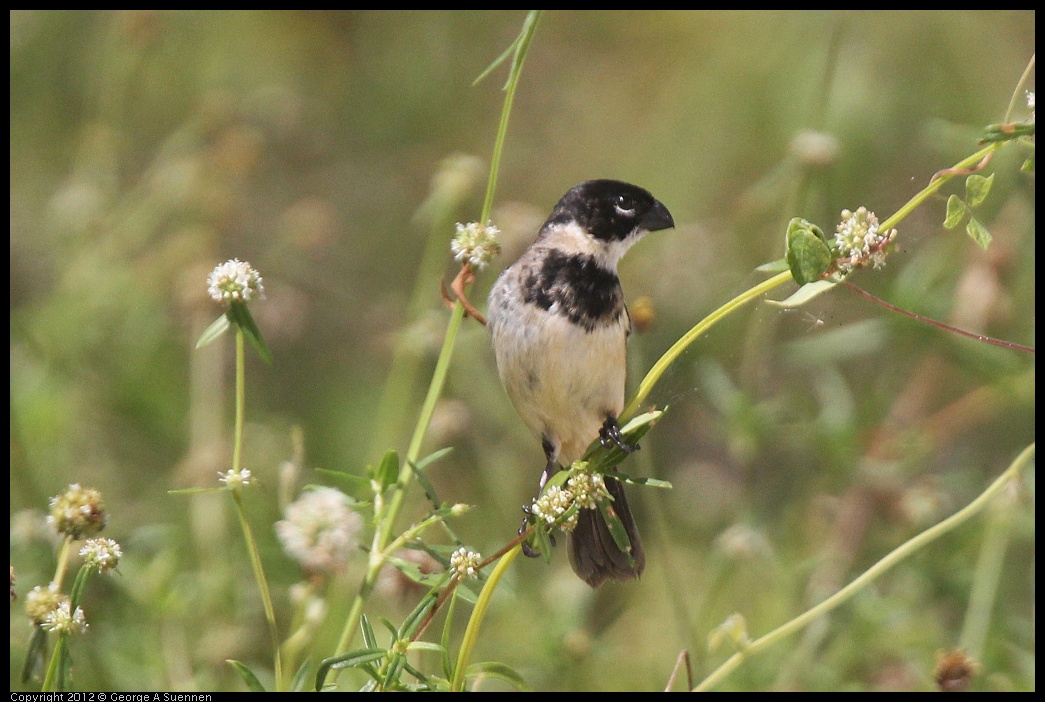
[227,303,272,364]
[315,648,388,690]
[785,218,832,285]
[290,659,313,692]
[361,614,378,650]
[399,592,438,639]
[966,216,993,250]
[597,498,636,560]
[313,468,371,497]
[981,120,1035,143]
[373,449,400,490]
[413,446,454,472]
[465,661,532,691]
[168,486,226,495]
[21,625,47,683]
[619,409,664,436]
[532,516,554,563]
[407,641,446,655]
[195,314,230,350]
[944,194,968,229]
[384,654,406,688]
[766,279,838,308]
[965,173,994,207]
[227,659,267,692]
[54,638,73,691]
[399,658,439,690]
[411,446,454,506]
[621,476,674,489]
[441,590,458,681]
[378,617,399,640]
[452,580,479,605]
[583,408,665,473]
[386,553,449,588]
[756,257,790,273]
[473,10,542,88]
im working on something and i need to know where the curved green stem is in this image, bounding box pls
[959,485,1016,661]
[879,142,1000,234]
[694,443,1034,691]
[623,270,794,420]
[451,545,521,691]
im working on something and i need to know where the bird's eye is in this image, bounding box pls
[614,194,636,215]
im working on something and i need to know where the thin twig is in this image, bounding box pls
[843,281,1034,353]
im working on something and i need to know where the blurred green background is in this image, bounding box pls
[10,10,1034,692]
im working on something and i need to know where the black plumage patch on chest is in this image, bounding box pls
[522,249,625,332]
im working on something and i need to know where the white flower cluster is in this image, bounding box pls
[530,472,611,534]
[530,485,578,533]
[450,221,501,270]
[42,601,88,635]
[207,258,265,304]
[218,467,253,489]
[566,472,609,511]
[833,207,896,274]
[449,547,482,579]
[79,537,123,574]
[47,483,106,539]
[275,487,363,574]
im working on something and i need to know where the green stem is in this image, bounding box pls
[958,485,1015,661]
[694,443,1034,691]
[626,139,1010,423]
[231,489,284,691]
[229,328,283,691]
[479,10,541,223]
[325,13,542,678]
[1002,53,1035,123]
[232,329,245,474]
[51,536,73,591]
[451,545,521,691]
[40,632,67,692]
[623,270,794,420]
[878,142,1000,234]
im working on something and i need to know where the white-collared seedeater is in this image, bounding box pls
[486,179,674,587]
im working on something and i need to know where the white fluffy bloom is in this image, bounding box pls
[450,221,501,270]
[207,259,265,304]
[276,487,363,574]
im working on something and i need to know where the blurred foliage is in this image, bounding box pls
[10,10,1034,692]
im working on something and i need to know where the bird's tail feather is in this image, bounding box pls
[567,476,645,588]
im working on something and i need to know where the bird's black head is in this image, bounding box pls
[546,179,675,243]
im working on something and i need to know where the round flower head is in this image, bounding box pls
[208,258,265,305]
[565,472,610,511]
[833,207,896,274]
[25,583,65,625]
[218,467,253,489]
[275,487,363,575]
[48,484,106,539]
[449,547,482,579]
[450,221,501,270]
[42,601,88,635]
[531,485,578,533]
[79,537,123,574]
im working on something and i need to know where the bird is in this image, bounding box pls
[486,179,674,587]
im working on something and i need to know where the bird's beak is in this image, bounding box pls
[640,199,675,232]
